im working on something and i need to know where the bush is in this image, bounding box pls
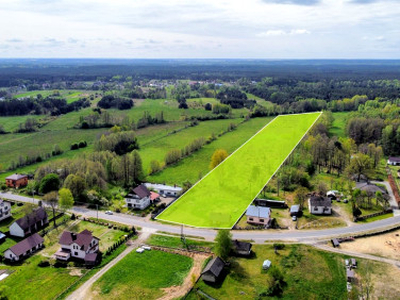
[273,243,285,250]
[38,260,50,267]
[17,202,24,206]
[204,103,212,111]
[70,143,79,150]
[78,141,87,148]
[70,213,76,220]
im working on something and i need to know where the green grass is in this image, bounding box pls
[91,250,193,299]
[148,117,274,185]
[330,112,350,137]
[157,113,321,228]
[146,234,213,249]
[187,244,346,300]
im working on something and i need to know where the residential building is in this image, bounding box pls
[125,184,151,210]
[55,229,100,265]
[232,240,252,256]
[144,183,182,197]
[5,174,28,188]
[9,207,48,237]
[308,195,332,215]
[4,233,44,262]
[387,157,400,166]
[201,257,225,283]
[0,199,11,222]
[246,205,271,225]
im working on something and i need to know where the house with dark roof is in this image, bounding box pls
[232,240,252,256]
[357,183,388,197]
[9,207,48,237]
[125,184,151,210]
[0,199,11,222]
[5,174,28,188]
[246,205,271,225]
[388,157,400,166]
[55,229,100,264]
[4,233,44,262]
[201,257,225,283]
[308,195,332,215]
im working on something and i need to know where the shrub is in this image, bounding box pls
[70,213,76,220]
[70,143,79,150]
[273,243,285,250]
[38,260,50,267]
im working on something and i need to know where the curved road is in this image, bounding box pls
[2,192,400,243]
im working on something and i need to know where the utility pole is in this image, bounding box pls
[32,190,35,204]
[96,204,99,221]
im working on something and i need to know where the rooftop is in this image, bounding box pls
[8,233,43,256]
[132,184,151,199]
[246,205,271,218]
[5,174,27,181]
[202,257,225,277]
[145,183,182,192]
[309,195,332,207]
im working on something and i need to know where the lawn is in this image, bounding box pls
[91,250,193,299]
[186,244,347,300]
[330,112,350,137]
[146,234,213,250]
[157,112,322,228]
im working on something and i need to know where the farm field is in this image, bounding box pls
[90,250,193,299]
[157,112,321,228]
[147,116,274,185]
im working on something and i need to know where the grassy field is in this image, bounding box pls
[148,117,274,184]
[91,250,193,299]
[13,89,97,104]
[187,244,347,300]
[330,112,350,137]
[157,112,322,228]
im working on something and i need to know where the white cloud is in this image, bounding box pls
[0,0,397,58]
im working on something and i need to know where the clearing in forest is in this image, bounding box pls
[156,112,322,228]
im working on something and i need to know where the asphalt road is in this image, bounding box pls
[2,192,400,243]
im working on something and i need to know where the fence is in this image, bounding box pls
[354,209,393,222]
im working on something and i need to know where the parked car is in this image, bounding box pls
[136,247,145,253]
[142,245,151,250]
[292,215,297,221]
[105,210,113,215]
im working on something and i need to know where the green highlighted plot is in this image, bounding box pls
[157,112,322,228]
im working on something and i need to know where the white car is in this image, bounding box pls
[142,245,151,251]
[105,210,113,215]
[292,216,297,221]
[136,247,145,253]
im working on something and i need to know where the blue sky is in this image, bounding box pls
[0,0,398,58]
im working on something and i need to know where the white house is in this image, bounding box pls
[308,195,332,215]
[55,229,99,264]
[144,183,182,197]
[387,157,400,166]
[4,233,44,262]
[0,199,11,222]
[125,184,151,210]
[9,207,48,237]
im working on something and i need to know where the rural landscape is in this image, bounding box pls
[1,0,400,299]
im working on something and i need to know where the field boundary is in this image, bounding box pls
[157,112,322,229]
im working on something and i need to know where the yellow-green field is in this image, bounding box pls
[157,112,322,228]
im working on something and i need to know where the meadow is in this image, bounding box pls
[91,250,193,299]
[186,244,347,299]
[157,112,322,228]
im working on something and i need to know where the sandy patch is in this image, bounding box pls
[69,268,83,276]
[340,230,400,260]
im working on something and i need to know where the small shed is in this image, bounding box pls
[262,260,272,270]
[350,258,357,268]
[347,269,355,282]
[233,240,252,257]
[201,257,225,283]
[290,205,301,217]
[0,232,6,244]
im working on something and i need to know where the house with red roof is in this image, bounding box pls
[5,174,28,188]
[55,229,100,265]
[125,184,153,210]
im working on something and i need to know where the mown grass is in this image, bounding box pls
[91,250,193,299]
[187,244,347,300]
[330,112,350,138]
[146,234,213,249]
[157,113,321,228]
